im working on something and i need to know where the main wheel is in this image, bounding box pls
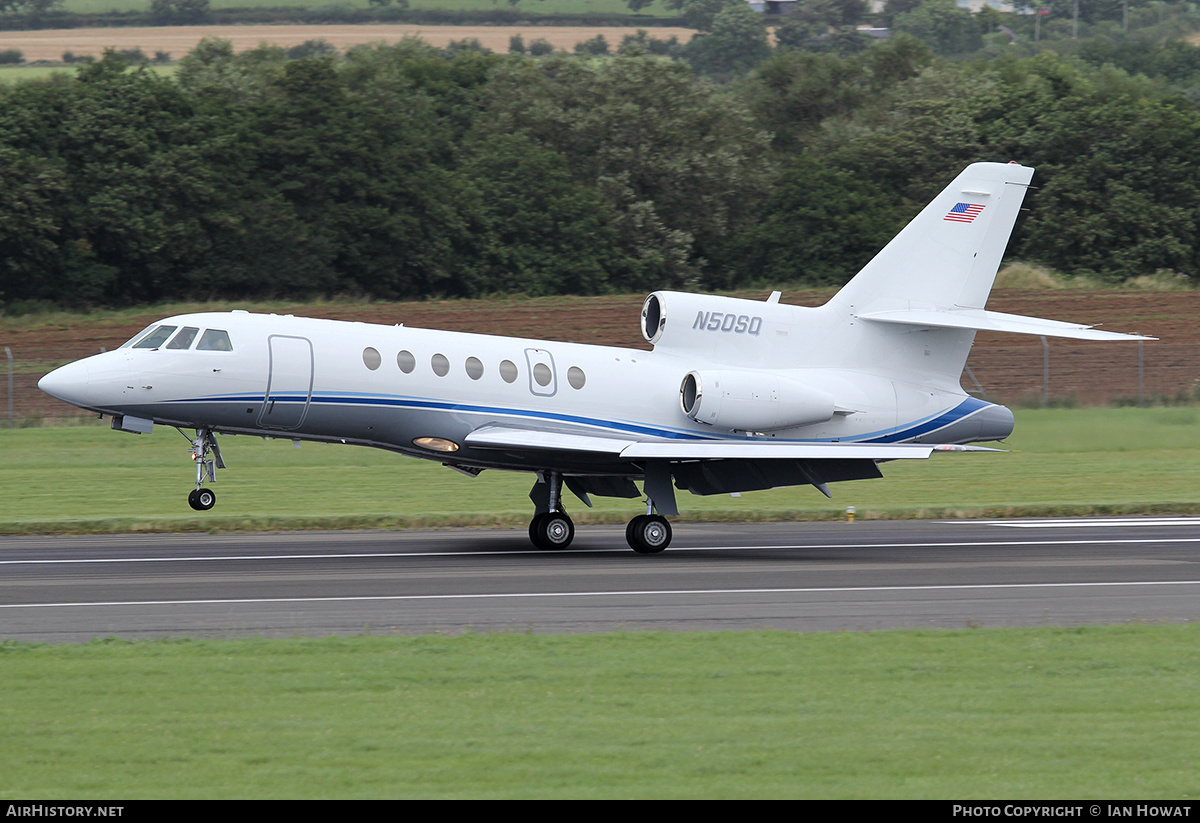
[532,511,575,550]
[188,488,216,511]
[627,514,671,554]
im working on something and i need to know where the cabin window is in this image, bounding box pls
[363,347,381,370]
[120,324,158,348]
[465,357,484,380]
[567,366,586,390]
[167,327,200,350]
[431,353,450,377]
[533,363,552,387]
[499,360,518,383]
[196,329,233,351]
[132,325,178,349]
[397,350,416,374]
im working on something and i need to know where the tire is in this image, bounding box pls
[189,488,216,511]
[535,511,575,550]
[529,512,547,546]
[627,514,671,554]
[626,514,645,546]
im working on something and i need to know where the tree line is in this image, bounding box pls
[4,11,1200,311]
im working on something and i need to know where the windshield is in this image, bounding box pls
[131,325,178,349]
[166,326,200,350]
[119,324,158,348]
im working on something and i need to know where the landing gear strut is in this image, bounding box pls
[186,428,224,511]
[528,471,575,550]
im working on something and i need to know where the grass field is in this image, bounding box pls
[2,407,1199,533]
[5,408,1200,798]
[2,627,1198,798]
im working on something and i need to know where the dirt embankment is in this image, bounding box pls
[4,290,1195,423]
[0,24,697,63]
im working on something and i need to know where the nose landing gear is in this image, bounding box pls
[186,428,224,511]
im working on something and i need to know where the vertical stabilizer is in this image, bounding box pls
[830,162,1034,314]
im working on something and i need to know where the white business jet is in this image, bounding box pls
[39,163,1151,552]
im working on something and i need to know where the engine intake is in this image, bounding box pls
[680,370,836,432]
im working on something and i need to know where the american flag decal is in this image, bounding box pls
[945,202,985,223]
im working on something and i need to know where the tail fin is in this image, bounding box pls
[815,162,1149,387]
[829,162,1034,314]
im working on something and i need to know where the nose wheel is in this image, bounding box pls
[188,488,217,511]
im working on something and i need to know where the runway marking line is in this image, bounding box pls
[975,517,1200,528]
[4,579,1200,610]
[4,535,1200,565]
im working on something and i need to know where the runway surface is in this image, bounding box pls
[3,518,1200,642]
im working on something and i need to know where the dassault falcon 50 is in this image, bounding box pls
[39,162,1151,553]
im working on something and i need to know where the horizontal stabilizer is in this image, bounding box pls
[858,308,1156,341]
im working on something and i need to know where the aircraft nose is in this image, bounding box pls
[38,359,92,407]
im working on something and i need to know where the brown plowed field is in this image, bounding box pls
[0,24,698,63]
[4,290,1196,423]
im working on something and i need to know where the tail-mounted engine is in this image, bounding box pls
[641,290,797,354]
[680,370,836,432]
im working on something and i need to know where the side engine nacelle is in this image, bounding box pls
[679,370,836,432]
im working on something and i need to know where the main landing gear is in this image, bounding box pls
[526,471,672,554]
[626,510,672,555]
[185,428,224,511]
[527,470,576,550]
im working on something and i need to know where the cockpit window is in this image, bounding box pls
[166,326,200,350]
[131,325,178,349]
[120,324,157,349]
[196,329,233,351]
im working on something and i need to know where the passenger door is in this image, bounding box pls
[258,335,314,430]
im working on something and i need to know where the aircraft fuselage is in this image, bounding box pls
[39,309,1013,479]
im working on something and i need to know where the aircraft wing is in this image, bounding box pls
[464,425,999,461]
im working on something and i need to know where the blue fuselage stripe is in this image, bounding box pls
[171,392,993,445]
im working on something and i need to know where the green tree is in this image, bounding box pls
[729,154,912,286]
[453,134,619,296]
[149,0,211,24]
[892,0,983,56]
[574,35,611,56]
[0,52,222,305]
[481,55,773,289]
[773,0,869,53]
[628,0,744,32]
[683,2,772,80]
